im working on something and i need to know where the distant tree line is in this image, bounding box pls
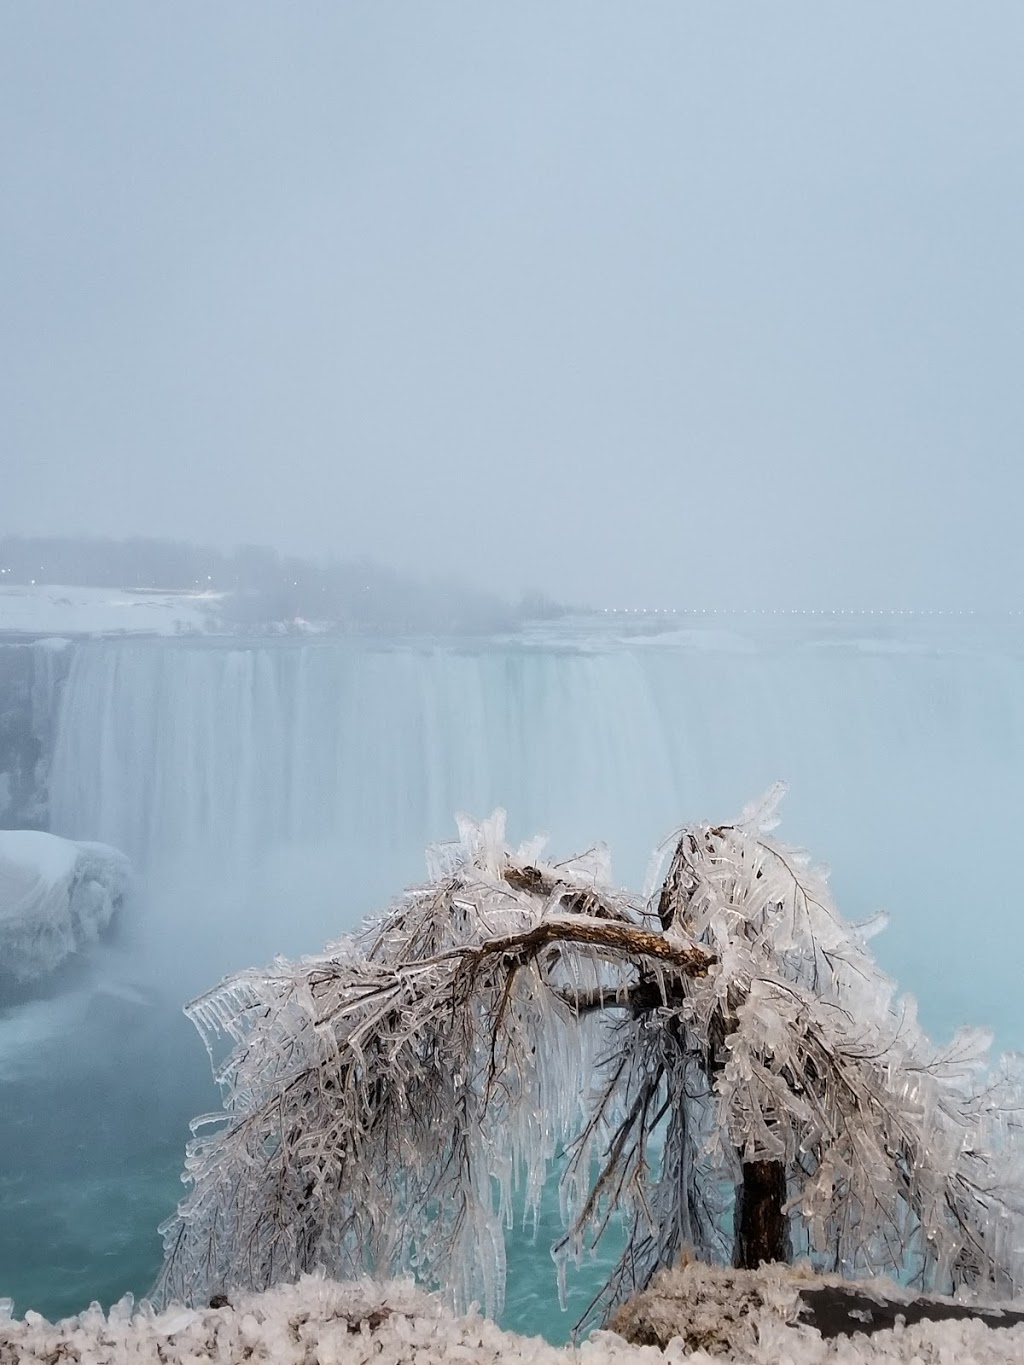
[0,535,566,634]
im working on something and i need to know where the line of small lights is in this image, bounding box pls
[599,607,1019,616]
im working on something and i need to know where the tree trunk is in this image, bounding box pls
[733,1159,790,1269]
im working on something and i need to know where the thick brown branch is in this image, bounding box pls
[503,862,634,922]
[462,917,714,977]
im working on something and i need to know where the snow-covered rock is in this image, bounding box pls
[0,830,129,984]
[609,1261,1024,1360]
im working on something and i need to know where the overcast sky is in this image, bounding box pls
[2,4,1022,608]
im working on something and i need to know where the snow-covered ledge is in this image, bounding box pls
[0,830,129,984]
[4,1270,1024,1365]
[610,1260,1024,1357]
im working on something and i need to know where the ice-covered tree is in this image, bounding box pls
[155,788,1024,1325]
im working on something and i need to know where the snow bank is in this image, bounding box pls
[0,830,129,983]
[610,1260,1024,1357]
[0,584,223,638]
[3,1271,1024,1364]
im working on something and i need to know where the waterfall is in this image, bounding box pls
[41,618,1024,1043]
[6,615,1024,1326]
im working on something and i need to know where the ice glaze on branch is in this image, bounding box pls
[455,915,714,977]
[156,793,1024,1331]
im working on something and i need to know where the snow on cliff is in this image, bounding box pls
[0,584,223,638]
[0,830,129,982]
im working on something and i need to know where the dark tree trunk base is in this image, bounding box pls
[733,1159,790,1269]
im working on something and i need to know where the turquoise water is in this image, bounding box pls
[0,965,618,1343]
[4,617,1024,1341]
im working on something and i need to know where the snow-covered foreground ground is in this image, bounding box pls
[3,1269,1024,1365]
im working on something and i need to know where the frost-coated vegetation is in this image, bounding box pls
[155,788,1024,1325]
[6,1267,1024,1365]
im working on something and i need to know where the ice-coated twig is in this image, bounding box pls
[155,794,1024,1328]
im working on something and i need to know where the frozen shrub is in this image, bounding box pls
[156,789,1024,1326]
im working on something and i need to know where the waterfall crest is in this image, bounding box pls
[41,620,1024,1041]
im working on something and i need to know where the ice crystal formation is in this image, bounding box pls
[156,787,1024,1324]
[0,830,129,984]
[8,1268,1024,1365]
